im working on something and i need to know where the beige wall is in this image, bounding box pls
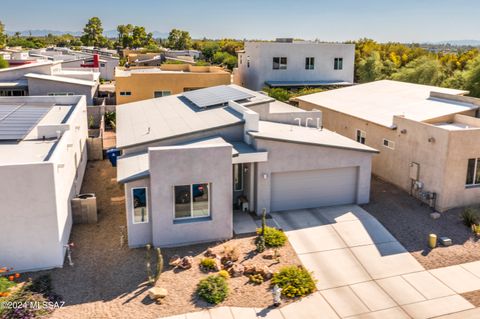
[299,100,480,212]
[115,65,231,104]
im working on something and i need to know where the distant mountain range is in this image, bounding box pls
[6,29,169,39]
[429,40,480,46]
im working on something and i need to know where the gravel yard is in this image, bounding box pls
[362,176,480,270]
[33,160,300,319]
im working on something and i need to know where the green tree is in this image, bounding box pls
[357,51,384,82]
[167,29,192,50]
[117,24,133,48]
[464,56,480,97]
[391,56,445,86]
[0,21,6,48]
[0,56,8,69]
[81,17,106,47]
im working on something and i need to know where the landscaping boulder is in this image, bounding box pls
[222,260,234,269]
[148,287,168,300]
[168,255,181,267]
[214,258,222,271]
[262,250,279,260]
[243,263,260,275]
[178,256,194,269]
[229,264,245,277]
[259,265,273,280]
[204,248,217,258]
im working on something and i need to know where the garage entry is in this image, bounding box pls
[270,167,358,212]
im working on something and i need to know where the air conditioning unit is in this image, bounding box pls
[71,193,97,224]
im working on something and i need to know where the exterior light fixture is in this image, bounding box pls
[263,173,268,180]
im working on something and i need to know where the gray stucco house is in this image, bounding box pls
[116,85,378,248]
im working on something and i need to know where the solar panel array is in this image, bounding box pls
[182,85,254,108]
[0,103,53,141]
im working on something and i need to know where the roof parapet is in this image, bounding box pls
[430,91,480,106]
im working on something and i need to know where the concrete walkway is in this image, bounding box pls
[161,206,480,319]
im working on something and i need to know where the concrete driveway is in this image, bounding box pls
[271,205,476,319]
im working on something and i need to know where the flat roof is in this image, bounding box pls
[265,80,352,87]
[0,60,54,73]
[295,80,474,128]
[249,121,378,153]
[269,100,305,113]
[117,85,273,149]
[0,96,81,165]
[433,122,480,130]
[24,73,98,87]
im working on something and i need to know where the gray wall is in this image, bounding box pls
[252,138,373,214]
[27,78,98,105]
[147,144,233,247]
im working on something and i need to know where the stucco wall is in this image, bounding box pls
[27,78,97,105]
[0,163,60,272]
[115,71,231,104]
[236,42,355,90]
[252,138,373,214]
[147,144,233,247]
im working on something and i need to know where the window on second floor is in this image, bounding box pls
[466,158,480,187]
[382,138,395,150]
[305,57,315,70]
[273,57,287,70]
[356,129,366,144]
[120,91,131,96]
[334,57,343,70]
[154,91,171,98]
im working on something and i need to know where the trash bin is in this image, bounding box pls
[429,234,437,248]
[106,148,121,167]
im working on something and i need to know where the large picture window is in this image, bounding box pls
[174,183,210,219]
[132,187,148,224]
[466,158,480,186]
[273,57,287,70]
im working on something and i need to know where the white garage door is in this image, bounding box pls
[270,167,358,212]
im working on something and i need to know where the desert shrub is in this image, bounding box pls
[255,235,266,253]
[200,258,217,272]
[249,274,264,285]
[197,275,229,304]
[218,270,230,279]
[271,266,316,298]
[257,226,287,247]
[462,208,479,227]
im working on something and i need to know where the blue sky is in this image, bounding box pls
[2,0,479,42]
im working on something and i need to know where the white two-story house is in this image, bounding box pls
[234,39,354,91]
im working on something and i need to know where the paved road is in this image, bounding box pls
[161,205,480,319]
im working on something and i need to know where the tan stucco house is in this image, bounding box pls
[296,80,480,212]
[115,64,231,104]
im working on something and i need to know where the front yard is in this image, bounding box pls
[26,160,306,319]
[362,176,480,269]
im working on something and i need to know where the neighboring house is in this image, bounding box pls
[0,60,99,104]
[116,85,377,247]
[115,64,231,104]
[295,80,480,212]
[234,38,355,91]
[0,95,88,272]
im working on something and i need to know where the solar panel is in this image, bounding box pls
[0,103,53,141]
[182,85,254,108]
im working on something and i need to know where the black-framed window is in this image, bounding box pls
[174,184,210,219]
[334,57,343,70]
[120,91,131,96]
[305,57,315,70]
[132,187,148,224]
[273,57,287,70]
[466,158,480,186]
[154,91,171,98]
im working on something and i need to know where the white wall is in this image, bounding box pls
[236,42,355,90]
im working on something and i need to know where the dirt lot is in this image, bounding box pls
[362,176,480,269]
[34,160,300,319]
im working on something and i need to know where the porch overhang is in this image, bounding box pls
[231,141,268,164]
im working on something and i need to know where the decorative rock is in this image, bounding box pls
[262,250,279,260]
[229,264,245,277]
[430,212,441,219]
[178,256,194,269]
[259,265,273,280]
[214,258,222,271]
[148,287,168,300]
[440,237,452,246]
[243,263,258,275]
[204,248,217,258]
[223,260,234,269]
[168,255,181,267]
